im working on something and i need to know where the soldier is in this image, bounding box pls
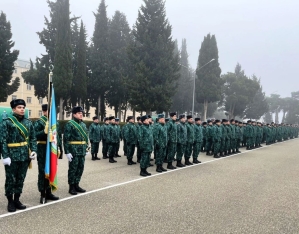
[64,106,88,195]
[107,116,118,163]
[166,112,177,169]
[201,122,207,152]
[205,120,214,156]
[89,116,101,161]
[101,117,109,159]
[138,115,153,177]
[244,120,254,150]
[124,116,137,165]
[229,119,236,154]
[136,117,142,163]
[213,119,222,158]
[236,121,243,152]
[35,104,59,203]
[176,115,187,167]
[2,99,37,212]
[193,117,202,163]
[153,114,168,172]
[185,115,195,165]
[114,118,121,157]
[122,118,129,156]
[220,119,228,157]
[147,115,154,164]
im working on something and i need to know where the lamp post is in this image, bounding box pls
[179,58,215,116]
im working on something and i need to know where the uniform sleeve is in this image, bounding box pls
[63,123,71,154]
[34,120,46,139]
[29,121,37,152]
[89,124,94,141]
[1,120,9,159]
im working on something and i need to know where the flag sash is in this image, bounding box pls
[69,120,88,145]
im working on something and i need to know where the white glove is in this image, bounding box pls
[30,151,37,160]
[85,152,89,156]
[2,157,11,166]
[66,153,73,162]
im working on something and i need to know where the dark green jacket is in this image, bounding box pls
[89,122,101,142]
[107,124,119,144]
[138,124,153,152]
[124,122,138,145]
[186,122,195,144]
[194,124,203,143]
[213,125,222,142]
[167,119,177,143]
[177,121,187,145]
[153,123,168,148]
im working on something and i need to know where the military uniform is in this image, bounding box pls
[213,120,222,158]
[220,120,228,156]
[201,123,207,152]
[107,116,118,163]
[136,117,142,163]
[89,116,101,160]
[64,106,88,195]
[166,113,177,169]
[101,118,109,159]
[124,116,138,165]
[244,121,254,149]
[193,118,203,163]
[114,118,121,157]
[34,104,59,203]
[185,115,195,165]
[205,121,214,155]
[2,99,37,212]
[176,115,187,167]
[122,121,128,156]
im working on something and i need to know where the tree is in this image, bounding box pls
[243,76,269,120]
[221,64,260,119]
[0,11,20,102]
[90,0,111,120]
[266,94,282,123]
[128,0,180,113]
[171,39,193,114]
[195,34,222,121]
[70,20,87,107]
[53,0,73,119]
[105,11,133,118]
[285,91,299,124]
[264,112,273,123]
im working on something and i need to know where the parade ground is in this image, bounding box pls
[0,139,299,233]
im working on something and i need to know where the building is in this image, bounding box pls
[0,59,134,121]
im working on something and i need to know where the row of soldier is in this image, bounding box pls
[1,99,298,212]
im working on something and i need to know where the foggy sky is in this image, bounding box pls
[2,0,299,97]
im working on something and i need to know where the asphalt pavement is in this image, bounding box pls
[0,139,299,234]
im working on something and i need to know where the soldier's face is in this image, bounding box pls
[180,118,186,123]
[143,119,149,125]
[159,118,165,124]
[196,120,201,124]
[13,105,25,116]
[188,118,193,123]
[111,119,115,124]
[129,119,134,123]
[73,112,83,120]
[171,115,177,121]
[43,110,48,116]
[94,119,99,123]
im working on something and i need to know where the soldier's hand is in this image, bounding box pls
[66,153,73,162]
[2,157,11,166]
[30,151,37,160]
[44,122,49,134]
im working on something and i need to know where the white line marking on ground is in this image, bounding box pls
[0,138,297,219]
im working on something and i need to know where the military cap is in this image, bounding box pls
[207,119,212,123]
[115,118,119,122]
[222,119,228,123]
[215,119,221,123]
[103,117,108,121]
[137,116,141,121]
[92,116,98,120]
[10,99,26,109]
[42,104,48,111]
[230,119,235,122]
[195,117,201,121]
[202,122,207,125]
[148,115,152,118]
[127,116,133,121]
[187,115,193,119]
[165,118,170,122]
[141,115,148,122]
[72,106,84,114]
[169,112,177,117]
[179,114,185,119]
[157,114,165,119]
[247,120,252,123]
[235,120,239,123]
[109,116,115,120]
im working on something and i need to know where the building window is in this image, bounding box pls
[27,97,32,104]
[12,95,17,100]
[38,110,42,117]
[39,98,43,104]
[28,110,31,117]
[27,84,31,90]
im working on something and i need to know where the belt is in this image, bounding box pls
[37,141,47,144]
[7,142,28,147]
[68,141,86,145]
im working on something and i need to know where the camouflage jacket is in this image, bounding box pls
[186,122,195,144]
[202,126,207,140]
[230,124,236,139]
[167,119,177,143]
[124,122,138,145]
[213,125,222,142]
[107,124,119,143]
[2,113,37,161]
[235,126,243,141]
[244,125,253,138]
[206,125,215,140]
[177,121,187,145]
[153,123,168,148]
[101,123,109,141]
[194,124,203,143]
[63,118,88,156]
[138,124,153,152]
[221,124,227,140]
[89,123,101,142]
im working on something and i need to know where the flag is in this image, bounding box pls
[45,86,58,191]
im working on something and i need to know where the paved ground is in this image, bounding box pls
[0,139,299,233]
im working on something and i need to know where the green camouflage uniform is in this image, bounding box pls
[244,124,253,149]
[124,122,138,160]
[2,114,37,196]
[213,125,222,155]
[226,125,232,152]
[202,126,207,151]
[136,123,143,161]
[166,119,177,162]
[138,124,153,169]
[176,121,187,161]
[205,124,214,153]
[63,118,88,185]
[107,123,119,158]
[229,124,236,152]
[235,125,242,151]
[89,122,101,155]
[101,123,109,157]
[185,122,195,159]
[153,122,168,165]
[220,124,227,154]
[122,123,128,155]
[115,124,121,156]
[193,124,203,160]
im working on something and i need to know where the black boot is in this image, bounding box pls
[95,154,101,160]
[193,158,201,164]
[127,159,133,165]
[7,195,16,212]
[40,191,47,204]
[75,184,86,193]
[232,150,236,154]
[92,154,96,161]
[69,184,77,195]
[14,193,26,210]
[185,157,193,166]
[167,162,176,169]
[236,150,241,153]
[140,168,148,177]
[109,155,117,163]
[145,168,151,176]
[160,164,167,172]
[176,160,186,167]
[214,154,220,158]
[103,154,108,159]
[220,152,224,157]
[156,165,162,173]
[46,188,59,201]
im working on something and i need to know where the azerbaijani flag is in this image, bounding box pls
[45,86,58,191]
